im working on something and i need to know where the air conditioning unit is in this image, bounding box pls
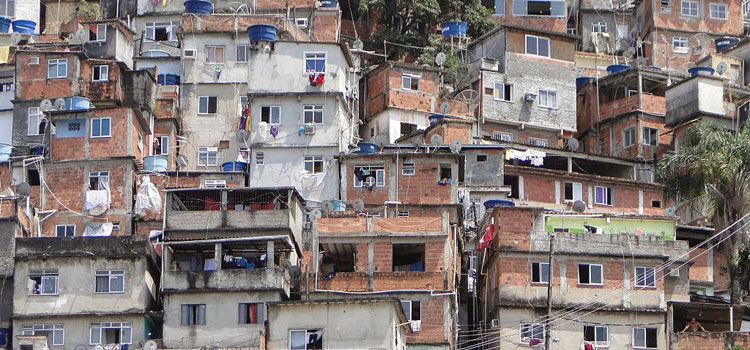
[668,268,679,277]
[183,49,197,59]
[490,319,500,328]
[303,124,316,135]
[29,57,39,65]
[524,92,537,102]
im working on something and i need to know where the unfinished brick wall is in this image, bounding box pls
[675,332,750,350]
[82,61,125,102]
[689,247,710,282]
[713,251,731,293]
[424,120,472,145]
[492,207,538,251]
[406,297,446,344]
[373,241,392,272]
[362,64,439,119]
[16,52,82,100]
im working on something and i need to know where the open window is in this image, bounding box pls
[238,303,265,324]
[320,243,356,275]
[393,243,425,272]
[439,163,453,185]
[400,122,417,136]
[504,175,519,199]
[29,270,58,295]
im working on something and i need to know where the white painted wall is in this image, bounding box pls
[0,111,12,146]
[362,109,430,144]
[135,58,181,76]
[14,1,40,34]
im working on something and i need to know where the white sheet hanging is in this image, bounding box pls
[83,222,113,236]
[134,176,162,217]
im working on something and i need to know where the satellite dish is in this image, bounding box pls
[412,142,421,152]
[351,199,365,211]
[353,39,364,50]
[439,101,451,114]
[10,32,23,45]
[17,182,31,196]
[565,138,580,151]
[430,134,444,145]
[143,341,158,350]
[176,154,188,168]
[717,62,727,75]
[321,200,334,213]
[664,206,677,216]
[623,47,637,59]
[450,140,462,153]
[54,98,66,111]
[453,89,481,112]
[74,345,88,350]
[435,52,447,66]
[39,99,53,112]
[572,200,586,213]
[236,129,249,142]
[94,345,105,350]
[309,209,322,219]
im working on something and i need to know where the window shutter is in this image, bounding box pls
[513,0,527,15]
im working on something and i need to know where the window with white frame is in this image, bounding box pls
[400,300,421,332]
[180,304,206,325]
[622,127,636,147]
[564,182,583,201]
[236,44,251,62]
[22,324,64,346]
[493,131,514,142]
[661,0,671,10]
[56,225,75,237]
[402,73,420,91]
[354,165,385,187]
[202,179,227,188]
[292,17,309,29]
[710,3,727,18]
[577,263,603,285]
[29,270,58,295]
[643,127,658,146]
[397,210,410,218]
[91,118,111,138]
[303,105,323,124]
[198,96,218,115]
[304,156,324,174]
[261,106,281,124]
[255,151,264,165]
[304,52,326,73]
[594,186,612,205]
[88,171,109,190]
[154,135,169,155]
[672,37,689,53]
[633,327,658,349]
[90,322,132,345]
[402,162,415,176]
[205,45,224,64]
[681,1,698,16]
[289,329,323,350]
[92,65,109,82]
[592,21,607,33]
[529,137,548,147]
[635,266,656,287]
[525,35,550,57]
[0,0,14,17]
[89,23,106,42]
[494,82,513,101]
[520,323,544,341]
[198,147,218,167]
[538,89,557,109]
[27,107,48,136]
[47,58,67,79]
[531,262,550,284]
[95,270,124,293]
[145,21,176,41]
[584,325,608,345]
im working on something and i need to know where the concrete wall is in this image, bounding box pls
[83,26,135,70]
[361,109,430,145]
[0,110,11,146]
[463,148,504,187]
[12,315,146,350]
[162,268,290,296]
[15,1,40,35]
[665,76,725,126]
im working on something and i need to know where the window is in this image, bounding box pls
[205,46,224,64]
[594,186,612,205]
[397,210,410,218]
[529,137,548,147]
[493,131,514,142]
[592,21,607,33]
[643,127,658,146]
[145,21,176,41]
[29,270,58,295]
[681,1,698,16]
[261,106,281,124]
[304,53,326,73]
[521,0,565,16]
[92,65,109,82]
[181,304,206,325]
[198,96,218,115]
[89,23,106,42]
[303,105,323,124]
[439,163,453,182]
[304,156,324,174]
[238,303,265,324]
[88,171,109,191]
[0,81,13,91]
[202,179,227,188]
[538,89,557,109]
[567,27,577,35]
[525,35,550,57]
[476,154,488,162]
[402,73,420,91]
[577,263,603,285]
[238,147,250,163]
[22,324,64,346]
[672,37,689,53]
[95,270,124,293]
[710,3,727,19]
[494,82,513,101]
[56,225,75,237]
[236,44,251,62]
[393,243,425,271]
[91,118,111,138]
[90,322,131,345]
[27,107,48,136]
[652,200,662,208]
[635,266,656,287]
[633,327,657,349]
[47,58,68,79]
[354,165,385,187]
[198,147,218,167]
[0,0,14,17]
[154,136,169,155]
[623,127,636,147]
[402,162,415,176]
[292,18,309,28]
[584,325,608,345]
[255,151,264,165]
[531,262,550,284]
[400,300,421,332]
[564,182,583,201]
[290,329,323,350]
[661,0,671,10]
[520,323,544,341]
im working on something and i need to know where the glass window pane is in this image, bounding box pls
[95,276,109,292]
[90,326,101,344]
[53,329,64,345]
[597,326,607,341]
[199,97,207,113]
[197,305,206,324]
[42,277,56,294]
[290,331,306,350]
[526,36,536,54]
[539,38,550,56]
[101,119,110,136]
[634,329,645,347]
[92,119,100,136]
[121,327,131,344]
[110,275,123,292]
[578,265,589,283]
[591,265,602,284]
[541,263,550,282]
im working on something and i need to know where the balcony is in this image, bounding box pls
[599,94,665,120]
[162,267,290,295]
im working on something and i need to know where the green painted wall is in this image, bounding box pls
[544,216,676,241]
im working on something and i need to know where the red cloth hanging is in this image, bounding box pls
[477,224,495,250]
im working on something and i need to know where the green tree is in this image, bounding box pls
[656,121,750,306]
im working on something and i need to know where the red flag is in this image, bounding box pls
[634,228,643,236]
[478,224,495,250]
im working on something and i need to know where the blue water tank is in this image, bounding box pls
[483,199,515,209]
[576,77,596,89]
[606,64,630,75]
[428,114,445,125]
[441,21,467,37]
[248,24,278,42]
[11,19,35,34]
[353,142,378,154]
[688,66,715,77]
[143,155,168,172]
[0,17,12,33]
[222,161,247,172]
[715,37,740,52]
[184,0,212,14]
[320,0,338,7]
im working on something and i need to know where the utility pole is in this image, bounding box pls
[545,234,555,350]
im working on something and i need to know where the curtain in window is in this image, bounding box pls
[95,276,109,292]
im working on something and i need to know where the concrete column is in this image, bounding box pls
[567,156,572,173]
[637,70,643,109]
[554,181,561,205]
[220,190,227,210]
[267,240,275,268]
[367,242,374,291]
[518,175,525,200]
[163,244,172,271]
[638,190,644,215]
[214,243,222,270]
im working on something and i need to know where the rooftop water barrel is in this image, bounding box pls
[428,114,445,125]
[143,155,168,172]
[0,144,11,163]
[65,96,91,110]
[248,24,277,42]
[715,37,740,52]
[222,161,247,172]
[353,142,378,154]
[184,0,212,14]
[483,199,515,209]
[11,20,35,34]
[576,77,596,89]
[0,17,12,33]
[688,66,715,77]
[606,64,630,75]
[441,21,467,37]
[320,0,338,7]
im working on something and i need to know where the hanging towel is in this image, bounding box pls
[85,190,109,210]
[270,125,279,138]
[0,46,10,65]
[83,222,114,236]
